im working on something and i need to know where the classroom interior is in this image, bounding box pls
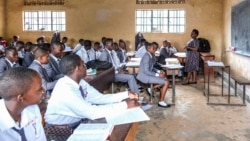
[1,0,250,140]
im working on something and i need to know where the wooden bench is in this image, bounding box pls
[231,75,250,105]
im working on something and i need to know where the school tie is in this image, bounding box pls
[79,86,88,99]
[57,58,61,64]
[12,127,27,141]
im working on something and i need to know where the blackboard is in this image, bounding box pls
[231,0,250,57]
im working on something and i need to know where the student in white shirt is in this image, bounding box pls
[45,54,139,126]
[87,42,101,61]
[0,67,46,141]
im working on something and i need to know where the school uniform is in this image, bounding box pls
[99,48,140,93]
[0,99,46,141]
[45,76,128,125]
[135,45,146,58]
[75,47,89,63]
[43,54,63,80]
[137,52,165,85]
[22,52,35,67]
[0,58,20,76]
[87,48,101,61]
[29,60,57,95]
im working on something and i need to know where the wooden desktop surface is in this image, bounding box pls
[110,122,138,141]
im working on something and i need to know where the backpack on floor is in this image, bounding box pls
[198,38,211,52]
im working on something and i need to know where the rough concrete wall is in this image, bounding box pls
[5,0,222,59]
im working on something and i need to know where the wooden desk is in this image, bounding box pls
[84,67,115,92]
[110,122,138,141]
[200,52,215,82]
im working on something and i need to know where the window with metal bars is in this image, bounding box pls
[135,9,185,33]
[23,11,66,31]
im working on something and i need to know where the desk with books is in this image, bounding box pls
[84,67,115,92]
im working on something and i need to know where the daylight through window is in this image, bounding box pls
[23,11,66,31]
[136,9,185,33]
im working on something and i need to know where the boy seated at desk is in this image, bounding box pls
[45,54,139,128]
[0,67,46,140]
[137,42,171,108]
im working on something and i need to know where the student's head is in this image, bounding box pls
[37,37,45,45]
[191,29,199,39]
[84,40,92,51]
[101,37,106,44]
[0,67,45,105]
[13,35,19,42]
[51,42,63,57]
[62,37,68,43]
[119,39,127,50]
[93,42,101,51]
[15,41,25,51]
[152,42,159,50]
[79,39,84,45]
[140,39,146,46]
[42,43,51,52]
[113,42,119,51]
[24,42,33,52]
[59,54,86,77]
[146,42,156,55]
[163,40,168,47]
[34,47,49,64]
[5,47,18,62]
[105,38,113,50]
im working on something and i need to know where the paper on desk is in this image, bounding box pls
[106,107,150,125]
[207,61,225,67]
[141,104,153,111]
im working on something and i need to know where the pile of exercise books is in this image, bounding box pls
[67,123,114,141]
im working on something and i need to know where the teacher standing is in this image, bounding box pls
[182,29,200,85]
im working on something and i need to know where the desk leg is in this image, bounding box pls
[222,68,224,96]
[207,67,210,103]
[228,67,231,104]
[172,70,175,104]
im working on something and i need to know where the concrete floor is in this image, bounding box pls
[134,77,250,141]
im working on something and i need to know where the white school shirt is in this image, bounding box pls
[76,47,89,63]
[87,48,101,61]
[45,76,128,125]
[0,100,46,141]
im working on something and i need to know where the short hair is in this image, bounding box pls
[84,40,92,48]
[192,29,199,36]
[51,42,62,49]
[62,37,68,40]
[5,47,16,56]
[145,42,153,50]
[16,41,24,46]
[104,38,113,46]
[79,39,84,43]
[0,67,40,100]
[34,47,49,59]
[94,42,100,46]
[152,42,159,48]
[59,54,82,76]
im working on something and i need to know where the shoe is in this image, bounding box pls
[190,81,197,84]
[146,88,152,96]
[158,101,171,108]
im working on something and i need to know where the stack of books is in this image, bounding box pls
[67,123,114,141]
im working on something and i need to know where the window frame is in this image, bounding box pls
[23,10,66,32]
[135,9,186,33]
